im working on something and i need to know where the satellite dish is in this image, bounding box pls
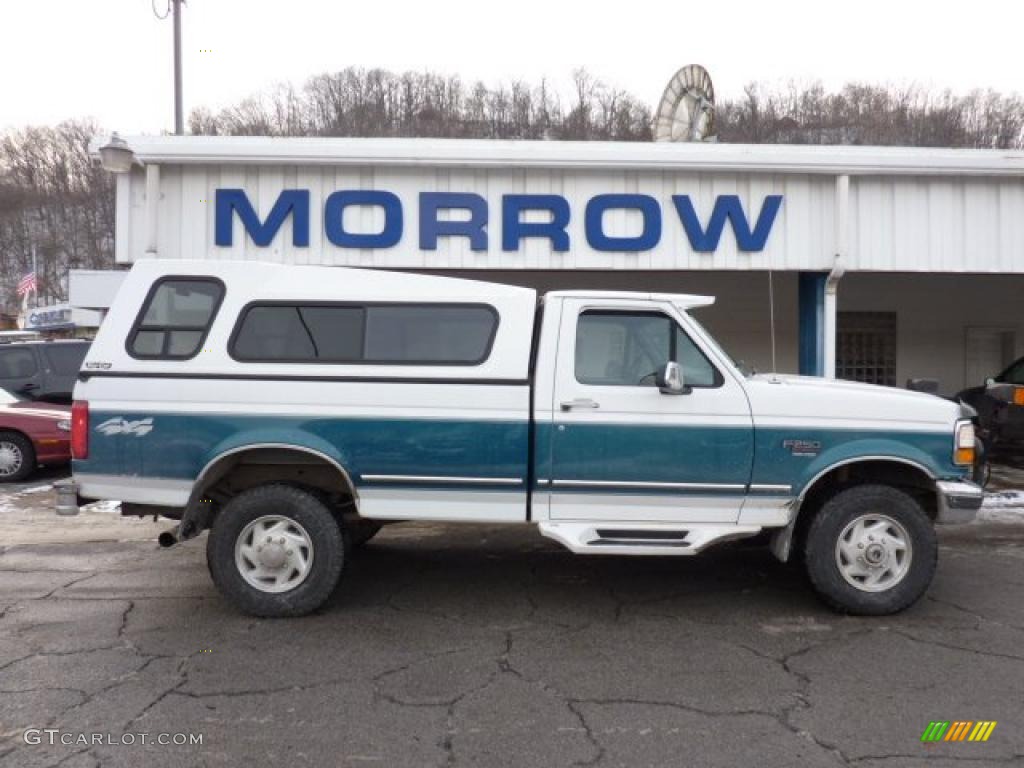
[653,65,716,142]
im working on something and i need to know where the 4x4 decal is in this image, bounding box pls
[95,417,154,437]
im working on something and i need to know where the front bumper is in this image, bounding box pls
[935,479,984,524]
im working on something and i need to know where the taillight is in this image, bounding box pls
[71,400,89,459]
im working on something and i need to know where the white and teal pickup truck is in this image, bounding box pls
[57,260,982,617]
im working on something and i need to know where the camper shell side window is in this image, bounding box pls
[127,276,225,360]
[228,302,499,366]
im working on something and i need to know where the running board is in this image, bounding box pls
[538,522,763,556]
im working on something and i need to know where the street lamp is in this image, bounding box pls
[98,133,136,173]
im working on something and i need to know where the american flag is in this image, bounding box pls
[17,272,37,297]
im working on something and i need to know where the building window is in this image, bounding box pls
[837,312,897,387]
[129,278,225,360]
[230,303,498,365]
[574,310,721,388]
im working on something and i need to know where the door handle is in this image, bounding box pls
[560,398,600,411]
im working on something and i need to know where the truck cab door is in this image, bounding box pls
[546,299,753,523]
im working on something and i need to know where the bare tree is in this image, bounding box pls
[0,120,114,307]
[189,66,653,142]
[716,81,1024,148]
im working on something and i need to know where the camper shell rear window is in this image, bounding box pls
[128,277,225,360]
[229,302,499,366]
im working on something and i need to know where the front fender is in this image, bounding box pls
[752,425,959,497]
[793,436,947,498]
[766,434,956,564]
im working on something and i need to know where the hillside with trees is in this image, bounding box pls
[2,67,1023,308]
[0,120,114,307]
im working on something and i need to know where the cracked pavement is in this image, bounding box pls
[1,477,1023,767]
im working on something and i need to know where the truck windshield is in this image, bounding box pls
[686,312,746,376]
[998,358,1024,385]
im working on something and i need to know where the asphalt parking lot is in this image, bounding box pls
[1,473,1023,768]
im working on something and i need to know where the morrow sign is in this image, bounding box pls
[215,189,784,253]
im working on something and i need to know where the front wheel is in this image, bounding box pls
[207,484,347,617]
[804,484,937,615]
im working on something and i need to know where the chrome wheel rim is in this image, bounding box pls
[234,515,314,593]
[0,441,24,477]
[835,513,912,592]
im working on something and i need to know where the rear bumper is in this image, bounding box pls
[935,479,984,524]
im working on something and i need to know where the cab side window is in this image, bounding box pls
[575,310,721,388]
[129,278,224,360]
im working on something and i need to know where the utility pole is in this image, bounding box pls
[173,0,184,135]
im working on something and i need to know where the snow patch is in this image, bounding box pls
[15,484,54,495]
[81,500,122,513]
[982,490,1024,507]
[978,490,1024,522]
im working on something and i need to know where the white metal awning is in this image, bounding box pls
[91,135,1024,274]
[89,136,1024,177]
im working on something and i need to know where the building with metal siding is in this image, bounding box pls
[87,136,1024,394]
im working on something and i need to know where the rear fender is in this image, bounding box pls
[176,430,355,541]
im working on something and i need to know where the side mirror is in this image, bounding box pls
[656,361,689,395]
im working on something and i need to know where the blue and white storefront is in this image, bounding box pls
[89,137,1024,395]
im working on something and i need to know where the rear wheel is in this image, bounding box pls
[207,484,347,617]
[0,432,35,483]
[804,484,937,615]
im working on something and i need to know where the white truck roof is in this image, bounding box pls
[127,261,715,309]
[127,259,537,303]
[546,290,715,310]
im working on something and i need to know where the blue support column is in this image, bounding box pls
[798,272,827,376]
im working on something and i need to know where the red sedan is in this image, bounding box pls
[0,388,71,482]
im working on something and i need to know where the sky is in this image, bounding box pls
[2,0,1023,135]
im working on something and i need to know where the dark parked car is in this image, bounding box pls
[0,340,90,405]
[0,388,71,481]
[957,356,1024,451]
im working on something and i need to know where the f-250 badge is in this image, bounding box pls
[783,439,821,457]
